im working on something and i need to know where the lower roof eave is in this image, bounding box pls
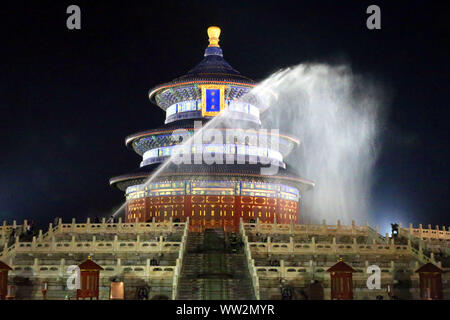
[109,171,314,193]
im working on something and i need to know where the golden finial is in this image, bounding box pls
[88,255,91,260]
[339,257,343,262]
[207,26,221,47]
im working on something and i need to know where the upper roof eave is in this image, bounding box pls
[148,79,256,107]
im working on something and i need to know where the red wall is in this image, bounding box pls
[126,195,299,232]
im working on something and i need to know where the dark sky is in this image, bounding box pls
[1,1,448,230]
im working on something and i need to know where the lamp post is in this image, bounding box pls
[6,285,16,300]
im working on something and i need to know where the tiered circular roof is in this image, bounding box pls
[110,26,312,194]
[149,29,256,110]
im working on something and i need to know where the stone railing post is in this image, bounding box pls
[116,258,121,274]
[114,235,118,251]
[60,258,65,277]
[185,217,190,236]
[145,258,151,277]
[48,223,53,236]
[332,237,337,254]
[289,236,294,253]
[311,237,316,254]
[248,258,260,300]
[172,259,179,300]
[71,218,76,231]
[33,258,39,275]
[240,224,260,300]
[280,260,285,279]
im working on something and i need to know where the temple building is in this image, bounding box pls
[109,26,313,232]
[0,27,449,300]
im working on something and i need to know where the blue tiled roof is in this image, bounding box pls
[185,47,240,76]
[173,47,254,83]
[149,45,255,106]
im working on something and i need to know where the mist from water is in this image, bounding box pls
[251,64,384,225]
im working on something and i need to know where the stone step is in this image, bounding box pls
[177,230,255,300]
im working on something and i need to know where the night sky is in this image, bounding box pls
[1,1,448,230]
